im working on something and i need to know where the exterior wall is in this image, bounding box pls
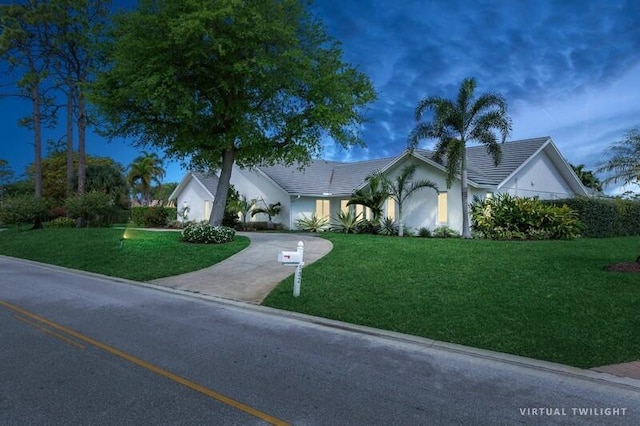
[499,151,575,199]
[383,159,464,234]
[290,197,318,229]
[230,166,291,227]
[176,177,214,223]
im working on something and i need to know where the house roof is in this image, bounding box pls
[413,137,550,186]
[253,137,554,196]
[168,171,219,201]
[256,157,391,196]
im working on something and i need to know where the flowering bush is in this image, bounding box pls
[44,217,76,228]
[181,223,236,244]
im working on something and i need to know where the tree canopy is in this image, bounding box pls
[597,129,640,190]
[90,0,376,225]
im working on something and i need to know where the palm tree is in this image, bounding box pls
[408,77,511,238]
[229,195,256,230]
[347,172,390,224]
[127,151,165,205]
[571,164,602,192]
[251,200,282,229]
[387,164,438,237]
[597,129,640,188]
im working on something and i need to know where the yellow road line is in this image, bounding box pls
[0,300,290,426]
[14,315,86,350]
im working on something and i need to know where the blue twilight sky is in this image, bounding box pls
[1,0,639,194]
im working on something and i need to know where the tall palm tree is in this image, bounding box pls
[387,164,438,237]
[596,129,640,188]
[408,77,511,238]
[127,151,165,205]
[347,172,390,224]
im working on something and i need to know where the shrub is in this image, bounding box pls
[354,218,380,234]
[433,225,460,238]
[0,194,49,227]
[471,193,582,240]
[296,213,328,232]
[65,191,114,227]
[330,210,361,233]
[181,223,235,244]
[417,227,432,238]
[130,206,176,227]
[44,217,76,228]
[378,217,398,236]
[544,197,640,237]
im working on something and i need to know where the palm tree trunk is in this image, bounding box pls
[461,152,471,239]
[398,203,404,237]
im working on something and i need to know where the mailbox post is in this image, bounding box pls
[278,241,304,297]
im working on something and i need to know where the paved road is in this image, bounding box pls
[1,256,640,425]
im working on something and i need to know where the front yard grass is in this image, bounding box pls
[263,234,640,368]
[0,227,249,281]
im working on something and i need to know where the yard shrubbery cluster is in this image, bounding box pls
[181,223,236,244]
[130,206,176,227]
[543,197,640,237]
[470,193,583,240]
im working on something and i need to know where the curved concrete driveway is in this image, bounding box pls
[151,232,332,304]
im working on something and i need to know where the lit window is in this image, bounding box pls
[387,197,396,220]
[204,200,211,221]
[315,199,330,220]
[437,192,448,223]
[340,200,349,213]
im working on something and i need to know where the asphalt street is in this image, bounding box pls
[1,255,639,425]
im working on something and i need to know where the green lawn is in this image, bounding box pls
[0,227,249,281]
[263,234,640,368]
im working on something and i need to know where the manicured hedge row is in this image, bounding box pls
[543,197,640,237]
[130,206,177,227]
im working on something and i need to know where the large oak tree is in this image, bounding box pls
[91,0,376,225]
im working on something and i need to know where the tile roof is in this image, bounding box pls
[414,137,549,186]
[250,137,550,195]
[192,172,219,196]
[256,157,392,196]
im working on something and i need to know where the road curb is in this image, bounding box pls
[4,253,640,392]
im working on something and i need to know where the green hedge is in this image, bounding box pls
[544,197,640,237]
[130,206,177,227]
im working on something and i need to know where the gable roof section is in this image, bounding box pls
[256,157,391,196]
[234,136,586,198]
[413,137,550,186]
[168,172,219,201]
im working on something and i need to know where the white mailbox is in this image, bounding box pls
[278,250,302,265]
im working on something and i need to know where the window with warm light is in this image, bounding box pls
[437,192,448,223]
[315,199,330,220]
[386,197,396,220]
[340,199,349,213]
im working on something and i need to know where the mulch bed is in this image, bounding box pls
[605,259,640,273]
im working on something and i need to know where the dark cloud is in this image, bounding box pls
[313,0,640,161]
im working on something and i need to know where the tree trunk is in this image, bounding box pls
[77,89,86,195]
[209,148,235,226]
[461,151,471,239]
[398,203,404,237]
[66,92,74,197]
[32,85,43,199]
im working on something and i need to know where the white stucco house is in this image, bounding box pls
[169,137,589,233]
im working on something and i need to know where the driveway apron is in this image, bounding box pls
[150,232,332,304]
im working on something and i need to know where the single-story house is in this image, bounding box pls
[169,137,589,233]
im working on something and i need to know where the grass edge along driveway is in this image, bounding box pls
[0,227,250,282]
[263,233,640,369]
